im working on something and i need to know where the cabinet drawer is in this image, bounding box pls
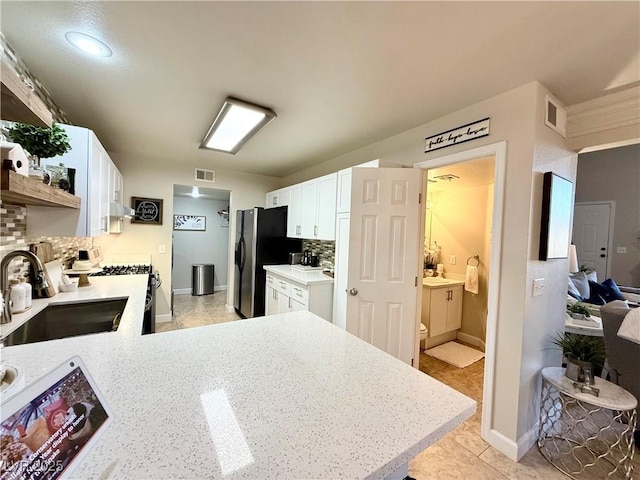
[289,283,309,302]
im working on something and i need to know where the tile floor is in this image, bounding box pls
[155,297,637,479]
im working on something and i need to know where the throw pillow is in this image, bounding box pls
[585,269,598,283]
[567,278,583,300]
[584,290,606,305]
[601,278,626,301]
[569,272,590,299]
[589,280,625,304]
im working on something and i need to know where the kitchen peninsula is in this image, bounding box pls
[1,276,475,479]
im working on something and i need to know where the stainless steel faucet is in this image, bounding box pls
[1,250,51,324]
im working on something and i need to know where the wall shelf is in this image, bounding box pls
[1,169,80,208]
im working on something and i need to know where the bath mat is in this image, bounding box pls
[426,342,484,368]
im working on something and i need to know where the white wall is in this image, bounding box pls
[94,155,279,318]
[172,196,230,292]
[279,81,576,459]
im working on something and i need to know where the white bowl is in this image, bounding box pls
[0,364,25,399]
[60,282,78,293]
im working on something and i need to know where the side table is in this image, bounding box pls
[538,367,637,479]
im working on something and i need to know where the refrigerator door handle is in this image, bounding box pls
[238,237,247,270]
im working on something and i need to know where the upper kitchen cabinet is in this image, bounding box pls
[265,188,290,209]
[27,124,120,237]
[285,173,337,240]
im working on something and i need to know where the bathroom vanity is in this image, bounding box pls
[422,278,464,340]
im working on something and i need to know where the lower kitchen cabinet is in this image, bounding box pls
[264,270,333,321]
[423,284,463,337]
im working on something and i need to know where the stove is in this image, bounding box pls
[90,264,161,334]
[92,265,151,276]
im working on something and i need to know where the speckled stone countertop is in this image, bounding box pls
[1,276,475,479]
[264,265,334,285]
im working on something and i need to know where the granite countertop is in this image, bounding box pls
[264,264,334,285]
[1,277,475,479]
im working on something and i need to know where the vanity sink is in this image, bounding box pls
[423,277,463,287]
[2,298,127,347]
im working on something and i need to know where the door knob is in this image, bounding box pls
[349,288,358,296]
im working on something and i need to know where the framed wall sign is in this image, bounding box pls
[539,172,573,260]
[131,197,163,225]
[174,214,206,231]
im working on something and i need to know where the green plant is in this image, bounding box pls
[7,122,71,159]
[567,302,591,317]
[551,332,606,366]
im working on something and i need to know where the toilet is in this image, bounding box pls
[420,323,428,349]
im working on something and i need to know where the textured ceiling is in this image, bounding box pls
[1,1,639,177]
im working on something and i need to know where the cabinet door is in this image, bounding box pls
[88,137,108,237]
[315,173,337,240]
[428,288,449,337]
[265,285,278,316]
[287,184,302,237]
[111,163,123,205]
[277,291,290,313]
[336,168,352,213]
[446,286,463,331]
[332,212,350,330]
[300,179,318,238]
[289,298,306,312]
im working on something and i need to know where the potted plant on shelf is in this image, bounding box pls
[551,332,606,385]
[6,122,71,183]
[567,302,591,320]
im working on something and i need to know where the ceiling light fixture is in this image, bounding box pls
[191,186,200,198]
[200,97,276,154]
[65,31,112,57]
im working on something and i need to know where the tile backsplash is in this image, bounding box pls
[302,239,335,267]
[0,202,92,282]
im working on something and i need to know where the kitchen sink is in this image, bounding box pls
[2,298,127,347]
[422,277,462,287]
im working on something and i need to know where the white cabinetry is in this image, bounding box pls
[283,173,337,240]
[28,124,120,237]
[265,188,290,209]
[264,269,333,321]
[422,284,463,337]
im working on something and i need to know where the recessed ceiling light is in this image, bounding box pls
[65,31,112,57]
[201,97,276,154]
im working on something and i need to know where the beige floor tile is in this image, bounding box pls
[155,321,179,333]
[448,403,490,456]
[176,314,217,328]
[479,445,579,480]
[409,435,508,480]
[429,367,484,403]
[418,351,450,375]
[214,313,242,324]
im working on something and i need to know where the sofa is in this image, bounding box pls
[567,271,640,317]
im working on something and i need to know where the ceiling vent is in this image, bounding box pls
[545,95,567,138]
[195,168,215,183]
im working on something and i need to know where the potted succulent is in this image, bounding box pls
[567,302,591,320]
[551,332,606,385]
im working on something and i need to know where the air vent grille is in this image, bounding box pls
[545,95,567,137]
[195,168,215,183]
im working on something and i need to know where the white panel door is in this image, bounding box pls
[573,203,612,280]
[346,168,422,365]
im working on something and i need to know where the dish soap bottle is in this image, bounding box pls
[9,279,26,314]
[21,278,32,309]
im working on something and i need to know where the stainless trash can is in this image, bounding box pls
[192,264,214,295]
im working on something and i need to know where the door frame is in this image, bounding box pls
[414,140,506,448]
[573,201,615,280]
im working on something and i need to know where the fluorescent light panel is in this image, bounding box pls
[201,97,276,154]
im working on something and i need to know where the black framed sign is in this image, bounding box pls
[131,197,163,225]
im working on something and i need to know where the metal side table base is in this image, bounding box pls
[538,367,637,479]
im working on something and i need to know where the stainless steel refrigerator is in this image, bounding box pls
[234,207,302,318]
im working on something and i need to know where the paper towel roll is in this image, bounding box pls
[436,263,444,273]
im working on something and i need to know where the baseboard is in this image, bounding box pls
[225,304,235,313]
[456,331,486,352]
[484,424,538,462]
[173,286,227,295]
[155,313,172,324]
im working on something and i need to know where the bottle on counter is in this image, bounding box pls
[9,279,26,314]
[21,278,32,308]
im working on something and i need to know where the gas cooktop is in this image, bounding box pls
[92,265,151,276]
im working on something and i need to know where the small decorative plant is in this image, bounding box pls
[551,332,605,365]
[567,302,591,318]
[7,122,71,160]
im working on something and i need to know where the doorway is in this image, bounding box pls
[414,141,506,450]
[573,202,614,280]
[170,184,232,323]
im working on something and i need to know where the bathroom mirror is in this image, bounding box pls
[539,172,573,260]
